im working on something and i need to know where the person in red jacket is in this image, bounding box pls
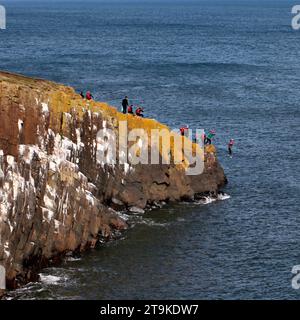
[180,125,189,137]
[135,107,144,117]
[86,91,93,100]
[128,105,134,115]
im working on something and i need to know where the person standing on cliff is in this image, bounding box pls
[122,96,129,114]
[205,129,216,145]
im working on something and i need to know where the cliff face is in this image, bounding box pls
[0,71,226,291]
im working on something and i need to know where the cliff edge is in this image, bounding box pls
[0,71,226,292]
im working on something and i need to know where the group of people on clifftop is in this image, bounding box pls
[79,92,144,117]
[79,90,234,157]
[80,91,93,100]
[179,126,235,157]
[122,96,144,117]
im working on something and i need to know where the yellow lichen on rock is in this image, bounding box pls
[41,86,207,173]
[205,144,217,154]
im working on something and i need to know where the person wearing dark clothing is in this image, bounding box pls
[204,130,216,145]
[135,107,144,117]
[128,105,134,114]
[122,96,129,114]
[228,139,235,156]
[80,91,84,99]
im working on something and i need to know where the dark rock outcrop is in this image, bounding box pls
[0,71,226,293]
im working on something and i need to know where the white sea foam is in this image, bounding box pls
[196,197,217,205]
[39,274,64,285]
[195,193,231,205]
[65,257,82,262]
[129,206,145,214]
[218,193,231,201]
[139,218,170,228]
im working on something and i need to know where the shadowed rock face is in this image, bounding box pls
[0,71,226,291]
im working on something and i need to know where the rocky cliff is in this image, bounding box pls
[0,71,226,293]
